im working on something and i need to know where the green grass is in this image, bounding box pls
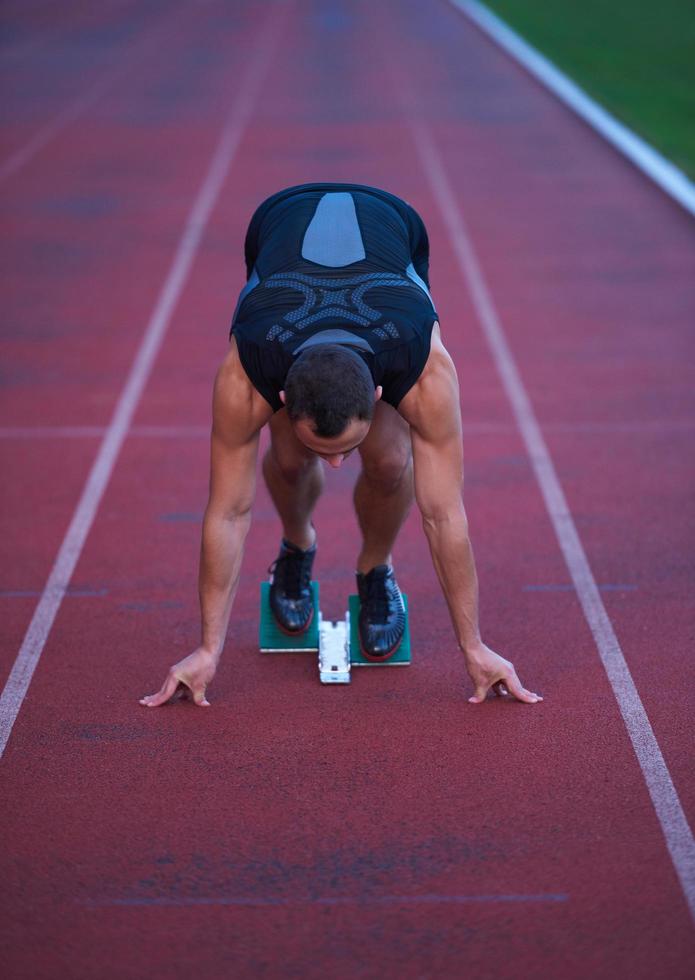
[481,0,695,179]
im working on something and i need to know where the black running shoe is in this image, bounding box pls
[268,538,316,634]
[356,565,406,661]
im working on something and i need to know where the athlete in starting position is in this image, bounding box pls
[141,183,541,708]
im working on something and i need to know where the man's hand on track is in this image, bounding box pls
[139,648,217,708]
[465,643,542,705]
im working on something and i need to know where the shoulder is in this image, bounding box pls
[213,338,274,444]
[397,324,461,440]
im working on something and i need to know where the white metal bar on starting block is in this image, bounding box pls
[318,614,351,684]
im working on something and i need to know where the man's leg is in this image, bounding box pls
[262,410,324,632]
[353,402,413,659]
[354,401,414,574]
[262,409,324,551]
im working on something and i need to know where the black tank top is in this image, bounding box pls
[230,183,438,411]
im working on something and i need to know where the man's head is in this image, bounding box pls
[281,344,381,465]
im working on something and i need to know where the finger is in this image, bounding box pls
[492,681,508,697]
[504,672,543,704]
[468,683,490,704]
[139,670,179,707]
[191,686,211,707]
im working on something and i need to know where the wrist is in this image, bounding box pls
[200,642,222,664]
[460,636,484,661]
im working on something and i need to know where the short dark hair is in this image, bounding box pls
[284,345,375,438]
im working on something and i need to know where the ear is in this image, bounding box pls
[279,390,286,405]
[374,386,383,402]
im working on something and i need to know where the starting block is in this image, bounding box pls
[259,582,411,684]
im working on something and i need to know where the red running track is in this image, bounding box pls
[1,1,694,977]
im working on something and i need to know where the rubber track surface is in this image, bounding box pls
[1,1,694,977]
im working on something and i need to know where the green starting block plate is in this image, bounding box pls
[259,581,319,652]
[349,593,410,666]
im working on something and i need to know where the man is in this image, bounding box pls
[140,183,541,708]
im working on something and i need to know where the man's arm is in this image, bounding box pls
[140,341,273,707]
[399,327,541,705]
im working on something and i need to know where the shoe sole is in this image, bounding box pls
[273,600,315,637]
[358,618,405,662]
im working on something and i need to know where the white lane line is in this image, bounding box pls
[2,420,694,440]
[0,426,107,438]
[0,2,287,760]
[0,78,114,184]
[409,117,695,922]
[449,0,695,218]
[131,424,210,438]
[88,892,568,907]
[0,425,211,439]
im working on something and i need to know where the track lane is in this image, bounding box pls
[399,0,695,829]
[405,103,695,917]
[2,0,694,976]
[0,2,283,689]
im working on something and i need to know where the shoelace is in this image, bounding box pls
[362,575,393,622]
[268,551,311,599]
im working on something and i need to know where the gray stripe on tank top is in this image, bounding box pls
[291,329,375,354]
[405,262,434,306]
[231,266,260,322]
[301,193,366,267]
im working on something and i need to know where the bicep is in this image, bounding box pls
[207,428,260,519]
[412,425,465,522]
[206,351,267,519]
[406,349,466,521]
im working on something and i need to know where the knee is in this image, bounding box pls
[361,445,413,494]
[265,445,319,484]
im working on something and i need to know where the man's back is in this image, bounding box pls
[231,182,438,411]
